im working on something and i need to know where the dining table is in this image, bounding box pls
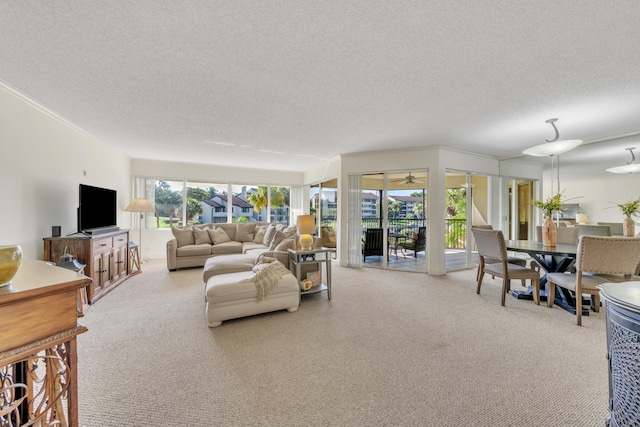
[504,239,588,315]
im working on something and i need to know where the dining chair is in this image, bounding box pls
[546,235,640,326]
[471,228,541,307]
[576,224,611,237]
[471,225,527,284]
[596,222,624,236]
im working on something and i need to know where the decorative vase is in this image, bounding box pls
[623,217,635,237]
[0,245,23,287]
[542,216,557,247]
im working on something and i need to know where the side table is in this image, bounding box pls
[288,247,335,299]
[129,242,141,276]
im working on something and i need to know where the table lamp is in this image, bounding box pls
[297,215,315,250]
[124,198,155,260]
[575,213,588,225]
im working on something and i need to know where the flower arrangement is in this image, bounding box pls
[610,198,640,220]
[532,193,564,217]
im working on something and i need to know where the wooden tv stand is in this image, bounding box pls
[43,229,131,303]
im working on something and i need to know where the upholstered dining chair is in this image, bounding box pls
[471,228,541,307]
[471,225,527,284]
[546,235,640,326]
[576,224,611,237]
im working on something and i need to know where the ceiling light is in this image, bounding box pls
[606,147,640,174]
[522,118,583,157]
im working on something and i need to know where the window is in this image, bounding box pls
[138,178,291,227]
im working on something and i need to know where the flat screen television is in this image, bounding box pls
[78,184,118,234]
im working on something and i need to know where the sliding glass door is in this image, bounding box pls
[359,170,428,272]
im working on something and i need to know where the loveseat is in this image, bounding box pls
[167,222,317,271]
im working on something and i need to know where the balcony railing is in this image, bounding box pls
[355,217,467,249]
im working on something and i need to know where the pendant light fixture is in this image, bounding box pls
[606,147,640,174]
[522,118,583,157]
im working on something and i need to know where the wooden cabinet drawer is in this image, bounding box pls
[92,237,112,253]
[112,233,128,248]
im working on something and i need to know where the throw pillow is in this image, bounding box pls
[269,230,287,250]
[262,223,278,246]
[193,228,212,245]
[207,227,231,244]
[282,226,298,238]
[274,237,296,251]
[254,225,268,243]
[171,226,194,248]
[235,223,257,242]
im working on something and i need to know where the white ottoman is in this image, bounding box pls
[205,270,300,327]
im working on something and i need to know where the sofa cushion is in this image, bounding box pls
[205,271,297,304]
[274,237,296,251]
[208,227,231,244]
[254,225,268,243]
[203,253,257,282]
[235,223,256,242]
[242,242,267,253]
[172,226,195,247]
[210,241,243,255]
[217,223,237,241]
[193,223,214,231]
[193,228,213,245]
[176,243,213,257]
[262,223,278,246]
[269,230,288,250]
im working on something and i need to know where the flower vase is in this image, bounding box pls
[623,217,635,237]
[542,216,556,247]
[0,245,22,287]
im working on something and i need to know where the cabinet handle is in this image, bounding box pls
[100,243,107,247]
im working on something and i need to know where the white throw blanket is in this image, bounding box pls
[240,257,291,302]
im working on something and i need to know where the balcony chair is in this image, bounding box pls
[362,228,384,261]
[546,235,640,326]
[471,228,541,307]
[398,226,426,257]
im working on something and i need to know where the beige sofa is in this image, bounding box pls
[167,222,318,271]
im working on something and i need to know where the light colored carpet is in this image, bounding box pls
[77,260,609,426]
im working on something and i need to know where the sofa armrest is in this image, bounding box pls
[167,239,178,271]
[258,251,290,267]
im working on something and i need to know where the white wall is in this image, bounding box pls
[552,161,640,228]
[0,82,132,261]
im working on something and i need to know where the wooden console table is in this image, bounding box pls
[0,260,91,426]
[43,230,130,303]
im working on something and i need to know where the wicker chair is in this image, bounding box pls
[546,235,640,326]
[471,228,541,307]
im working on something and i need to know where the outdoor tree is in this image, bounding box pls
[155,181,183,227]
[186,198,203,223]
[187,187,210,202]
[248,186,269,213]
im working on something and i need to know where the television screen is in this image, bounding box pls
[78,184,117,232]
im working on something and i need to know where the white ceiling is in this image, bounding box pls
[2,1,640,172]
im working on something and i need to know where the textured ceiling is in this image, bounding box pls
[2,1,640,172]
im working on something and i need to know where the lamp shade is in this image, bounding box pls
[296,215,315,235]
[522,139,583,157]
[124,198,155,212]
[575,213,588,225]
